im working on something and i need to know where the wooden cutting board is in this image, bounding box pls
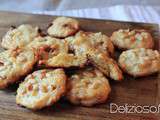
[0,11,159,120]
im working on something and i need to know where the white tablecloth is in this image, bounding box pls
[31,5,160,26]
[0,0,160,25]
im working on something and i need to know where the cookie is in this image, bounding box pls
[16,69,66,110]
[66,32,123,81]
[0,48,38,89]
[88,50,123,81]
[27,36,68,53]
[110,29,154,49]
[81,31,114,57]
[1,24,39,49]
[28,36,87,68]
[66,31,114,57]
[119,48,160,77]
[66,68,111,106]
[47,17,79,38]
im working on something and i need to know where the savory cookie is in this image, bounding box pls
[47,17,79,38]
[0,48,38,89]
[66,68,111,106]
[88,50,123,81]
[82,31,114,57]
[16,69,66,110]
[119,48,160,77]
[28,36,87,68]
[66,32,123,81]
[1,24,39,49]
[66,31,114,57]
[27,36,68,53]
[110,29,154,49]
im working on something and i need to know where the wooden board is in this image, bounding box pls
[0,11,159,120]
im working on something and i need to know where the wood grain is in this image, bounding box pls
[0,11,159,120]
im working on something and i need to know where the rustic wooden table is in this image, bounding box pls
[0,11,159,120]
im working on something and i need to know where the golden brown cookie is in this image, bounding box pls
[66,68,111,106]
[47,17,79,38]
[0,48,38,89]
[66,32,123,81]
[88,50,123,81]
[28,36,87,68]
[82,31,114,57]
[1,24,39,49]
[110,29,154,49]
[66,31,114,57]
[16,69,66,110]
[119,48,160,77]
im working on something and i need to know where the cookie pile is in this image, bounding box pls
[0,17,159,110]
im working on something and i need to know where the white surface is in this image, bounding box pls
[0,0,160,11]
[56,0,160,10]
[32,5,160,25]
[0,1,159,27]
